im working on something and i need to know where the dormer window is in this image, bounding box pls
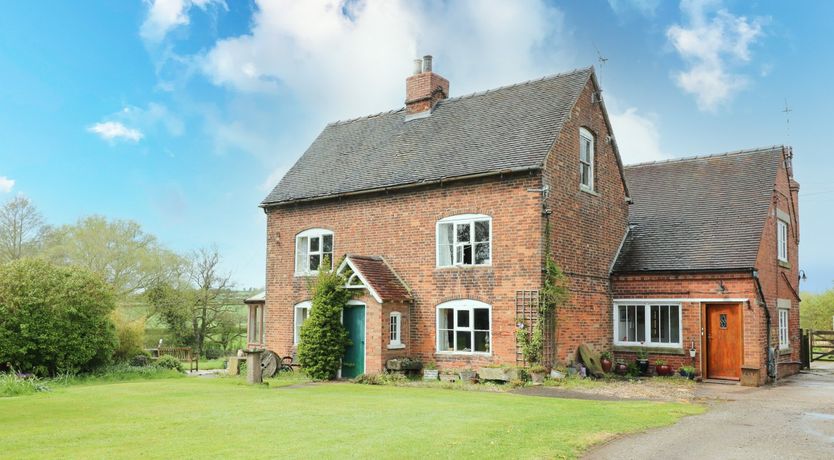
[436,214,492,267]
[295,229,334,275]
[579,127,595,191]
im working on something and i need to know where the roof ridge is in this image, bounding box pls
[624,145,786,169]
[440,66,594,104]
[323,66,594,128]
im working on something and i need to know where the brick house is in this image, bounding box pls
[257,56,800,385]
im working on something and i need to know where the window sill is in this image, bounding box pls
[435,351,492,357]
[435,264,492,271]
[580,186,599,196]
[779,348,791,355]
[613,345,685,355]
[778,260,791,269]
[387,343,405,350]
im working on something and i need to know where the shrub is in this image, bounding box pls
[129,351,152,367]
[297,259,355,380]
[112,309,146,363]
[155,355,184,372]
[0,259,118,377]
[204,348,223,360]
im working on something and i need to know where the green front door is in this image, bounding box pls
[341,305,365,378]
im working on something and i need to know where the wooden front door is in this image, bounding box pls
[706,304,742,380]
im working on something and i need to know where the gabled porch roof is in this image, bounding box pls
[337,255,411,304]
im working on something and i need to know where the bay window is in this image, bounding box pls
[614,302,682,348]
[436,300,491,354]
[436,214,491,267]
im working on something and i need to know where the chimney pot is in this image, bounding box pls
[422,55,432,73]
[412,59,423,75]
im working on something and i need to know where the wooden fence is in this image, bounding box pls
[809,330,834,362]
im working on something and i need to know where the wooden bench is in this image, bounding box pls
[157,347,199,372]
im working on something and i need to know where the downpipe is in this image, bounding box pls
[753,271,777,382]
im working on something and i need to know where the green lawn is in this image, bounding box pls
[0,377,703,459]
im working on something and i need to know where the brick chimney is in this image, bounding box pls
[405,55,449,116]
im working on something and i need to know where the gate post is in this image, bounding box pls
[800,328,810,369]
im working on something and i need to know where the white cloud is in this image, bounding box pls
[140,0,227,43]
[199,0,571,123]
[666,0,767,111]
[87,121,144,142]
[0,176,14,193]
[610,108,668,164]
[261,166,289,193]
[608,0,660,17]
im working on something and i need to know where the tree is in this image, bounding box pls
[800,288,834,330]
[0,259,117,376]
[43,216,182,301]
[147,246,239,356]
[0,195,47,262]
[298,259,355,380]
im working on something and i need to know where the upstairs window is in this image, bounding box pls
[777,219,788,262]
[579,127,595,190]
[436,214,491,267]
[295,229,333,275]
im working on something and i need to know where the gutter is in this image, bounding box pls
[753,270,776,381]
[260,165,542,209]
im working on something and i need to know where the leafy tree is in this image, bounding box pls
[0,259,117,376]
[0,195,48,262]
[800,288,834,330]
[147,247,239,356]
[298,259,355,380]
[43,216,183,301]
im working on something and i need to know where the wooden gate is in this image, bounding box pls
[810,330,834,362]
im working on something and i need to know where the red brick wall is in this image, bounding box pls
[264,172,543,373]
[542,78,630,363]
[753,150,801,379]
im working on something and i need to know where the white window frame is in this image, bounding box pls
[579,127,595,191]
[388,312,404,349]
[778,305,790,350]
[613,302,683,348]
[435,299,492,355]
[777,219,788,263]
[293,301,311,345]
[435,214,492,268]
[295,228,334,276]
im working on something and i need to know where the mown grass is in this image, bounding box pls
[0,376,703,459]
[0,365,184,398]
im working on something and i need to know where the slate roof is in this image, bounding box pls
[613,146,786,273]
[262,67,597,205]
[345,255,411,303]
[244,291,265,303]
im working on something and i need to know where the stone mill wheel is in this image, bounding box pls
[260,350,279,378]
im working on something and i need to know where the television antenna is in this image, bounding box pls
[782,98,792,141]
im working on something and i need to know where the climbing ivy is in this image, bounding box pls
[297,257,355,380]
[517,219,568,365]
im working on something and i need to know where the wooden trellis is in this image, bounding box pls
[515,290,555,367]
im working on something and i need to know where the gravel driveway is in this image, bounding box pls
[586,364,834,459]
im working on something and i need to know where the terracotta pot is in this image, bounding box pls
[601,358,612,373]
[656,364,672,376]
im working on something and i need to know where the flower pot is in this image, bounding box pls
[656,364,672,376]
[679,368,688,377]
[601,358,612,373]
[637,359,649,375]
[530,371,546,384]
[614,363,628,375]
[688,372,695,380]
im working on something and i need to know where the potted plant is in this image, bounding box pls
[614,360,628,375]
[635,346,649,375]
[600,351,613,373]
[680,365,696,380]
[529,365,548,384]
[655,359,672,376]
[422,361,439,381]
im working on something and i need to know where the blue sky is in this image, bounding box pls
[1,0,832,292]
